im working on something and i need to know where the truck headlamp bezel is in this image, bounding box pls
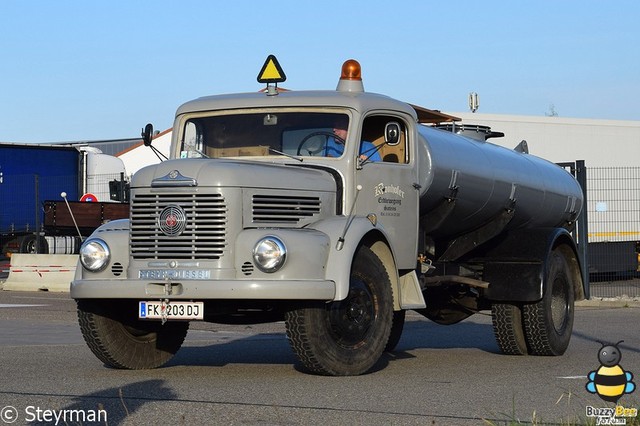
[79,238,111,272]
[252,236,287,273]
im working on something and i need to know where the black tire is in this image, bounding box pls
[285,246,394,376]
[385,310,406,352]
[19,234,49,254]
[77,300,189,369]
[522,247,575,356]
[491,303,528,355]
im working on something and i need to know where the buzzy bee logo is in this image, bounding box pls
[585,341,637,424]
[587,341,636,403]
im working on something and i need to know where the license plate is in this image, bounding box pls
[139,301,204,320]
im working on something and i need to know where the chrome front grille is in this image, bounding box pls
[131,193,226,260]
[252,194,321,223]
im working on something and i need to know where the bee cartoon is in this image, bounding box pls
[586,341,636,403]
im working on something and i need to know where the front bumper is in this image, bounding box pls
[71,278,336,300]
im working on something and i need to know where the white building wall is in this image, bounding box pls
[445,113,640,167]
[117,129,172,176]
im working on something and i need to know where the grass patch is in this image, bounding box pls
[482,393,639,425]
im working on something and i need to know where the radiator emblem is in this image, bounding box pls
[158,204,187,236]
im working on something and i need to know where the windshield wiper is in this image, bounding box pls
[191,149,209,158]
[357,143,384,169]
[269,147,303,162]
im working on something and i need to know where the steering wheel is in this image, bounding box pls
[296,131,345,156]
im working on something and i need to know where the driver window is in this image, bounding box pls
[361,116,407,163]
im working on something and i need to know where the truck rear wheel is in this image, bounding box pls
[491,303,527,355]
[285,246,393,375]
[522,247,575,355]
[77,300,189,369]
[19,234,48,254]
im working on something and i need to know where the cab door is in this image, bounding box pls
[354,114,419,269]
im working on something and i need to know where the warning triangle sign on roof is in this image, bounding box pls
[257,55,286,83]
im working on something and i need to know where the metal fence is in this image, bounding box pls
[585,166,640,298]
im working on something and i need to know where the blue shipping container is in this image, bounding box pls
[0,144,81,234]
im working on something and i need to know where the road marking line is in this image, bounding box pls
[0,304,48,308]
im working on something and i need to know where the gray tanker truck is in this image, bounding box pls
[72,57,585,375]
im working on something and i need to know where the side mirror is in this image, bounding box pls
[385,122,401,146]
[142,123,154,147]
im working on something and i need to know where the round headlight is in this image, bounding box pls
[79,238,110,272]
[253,237,286,273]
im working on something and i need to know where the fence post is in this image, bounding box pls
[576,160,590,299]
[120,172,125,202]
[34,174,41,253]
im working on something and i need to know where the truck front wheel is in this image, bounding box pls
[285,246,393,375]
[77,300,189,369]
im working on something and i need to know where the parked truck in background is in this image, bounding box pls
[0,142,129,257]
[72,57,585,375]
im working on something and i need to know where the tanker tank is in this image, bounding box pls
[416,125,583,239]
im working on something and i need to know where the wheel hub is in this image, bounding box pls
[328,279,376,347]
[551,276,569,333]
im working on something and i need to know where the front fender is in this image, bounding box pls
[72,219,131,283]
[313,216,394,301]
[481,227,584,302]
[234,228,330,281]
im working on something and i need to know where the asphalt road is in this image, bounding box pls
[0,291,638,425]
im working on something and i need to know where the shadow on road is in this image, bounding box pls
[393,316,499,352]
[167,332,296,368]
[29,379,177,426]
[165,316,500,372]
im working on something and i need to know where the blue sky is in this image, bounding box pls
[2,1,639,142]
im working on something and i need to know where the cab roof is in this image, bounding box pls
[176,89,459,124]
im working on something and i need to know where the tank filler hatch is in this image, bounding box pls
[435,123,505,142]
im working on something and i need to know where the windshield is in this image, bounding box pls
[180,111,349,159]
